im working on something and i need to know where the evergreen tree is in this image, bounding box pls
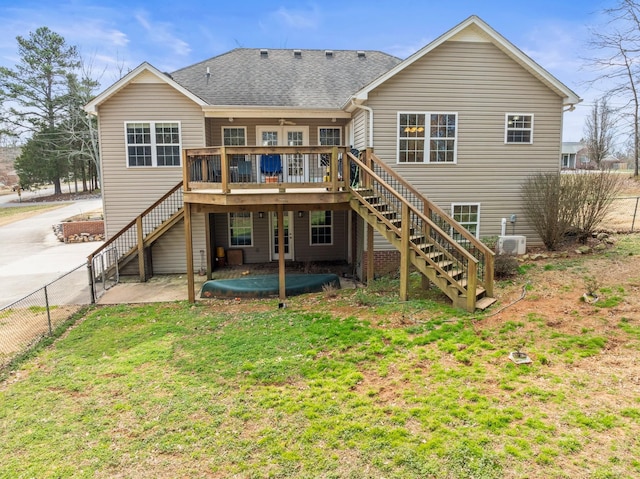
[0,27,80,194]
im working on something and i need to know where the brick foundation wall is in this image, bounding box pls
[61,220,104,238]
[362,250,400,280]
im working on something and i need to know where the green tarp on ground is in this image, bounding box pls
[200,273,340,298]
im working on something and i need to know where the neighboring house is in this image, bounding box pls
[561,142,627,170]
[561,142,586,170]
[85,15,581,311]
[601,155,627,170]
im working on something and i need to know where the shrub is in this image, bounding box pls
[521,171,623,250]
[494,253,519,279]
[521,172,568,250]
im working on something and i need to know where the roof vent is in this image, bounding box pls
[325,50,334,58]
[293,49,302,59]
[260,49,268,58]
[357,50,366,59]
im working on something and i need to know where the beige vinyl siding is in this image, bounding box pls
[352,110,367,151]
[206,118,349,146]
[210,211,349,263]
[98,82,206,272]
[150,215,206,273]
[293,211,348,262]
[212,213,271,264]
[365,40,564,247]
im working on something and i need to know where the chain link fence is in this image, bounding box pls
[0,264,92,371]
[604,196,640,232]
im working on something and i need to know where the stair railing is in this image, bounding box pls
[87,182,184,276]
[348,151,493,297]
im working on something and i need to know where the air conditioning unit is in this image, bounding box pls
[498,235,527,255]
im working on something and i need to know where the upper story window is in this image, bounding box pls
[319,127,341,146]
[223,127,247,166]
[505,114,533,144]
[223,127,246,146]
[319,127,341,167]
[398,112,457,163]
[125,122,181,167]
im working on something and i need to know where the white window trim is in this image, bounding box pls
[309,210,333,246]
[221,126,247,146]
[451,202,481,239]
[317,126,342,145]
[228,212,254,247]
[318,126,342,168]
[504,113,534,144]
[124,121,182,168]
[397,111,458,164]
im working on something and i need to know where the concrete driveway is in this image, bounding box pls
[0,191,104,308]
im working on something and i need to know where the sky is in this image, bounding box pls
[0,0,623,143]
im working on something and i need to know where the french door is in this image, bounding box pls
[256,126,309,182]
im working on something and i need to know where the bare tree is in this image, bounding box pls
[584,97,616,169]
[587,0,640,176]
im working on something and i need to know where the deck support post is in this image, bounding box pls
[204,213,212,280]
[277,205,286,300]
[185,202,195,302]
[367,223,374,284]
[399,202,410,301]
[136,216,145,281]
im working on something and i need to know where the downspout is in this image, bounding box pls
[351,99,374,149]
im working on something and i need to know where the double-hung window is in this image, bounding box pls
[229,212,253,247]
[451,203,480,239]
[318,127,342,173]
[222,127,246,146]
[505,114,533,144]
[126,122,181,167]
[398,112,457,163]
[223,127,247,167]
[310,211,333,245]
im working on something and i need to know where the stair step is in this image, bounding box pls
[475,296,497,310]
[374,204,390,211]
[376,211,397,219]
[413,242,434,251]
[441,267,463,279]
[435,260,454,271]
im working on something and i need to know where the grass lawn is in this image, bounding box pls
[2,241,640,478]
[0,203,68,226]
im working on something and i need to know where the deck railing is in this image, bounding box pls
[183,146,350,193]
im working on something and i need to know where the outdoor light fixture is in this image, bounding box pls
[258,212,264,219]
[298,211,304,218]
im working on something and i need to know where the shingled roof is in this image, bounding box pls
[170,48,402,109]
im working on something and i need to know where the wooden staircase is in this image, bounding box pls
[348,151,495,312]
[88,182,185,286]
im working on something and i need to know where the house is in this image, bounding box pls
[84,15,581,311]
[562,142,628,170]
[561,142,586,170]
